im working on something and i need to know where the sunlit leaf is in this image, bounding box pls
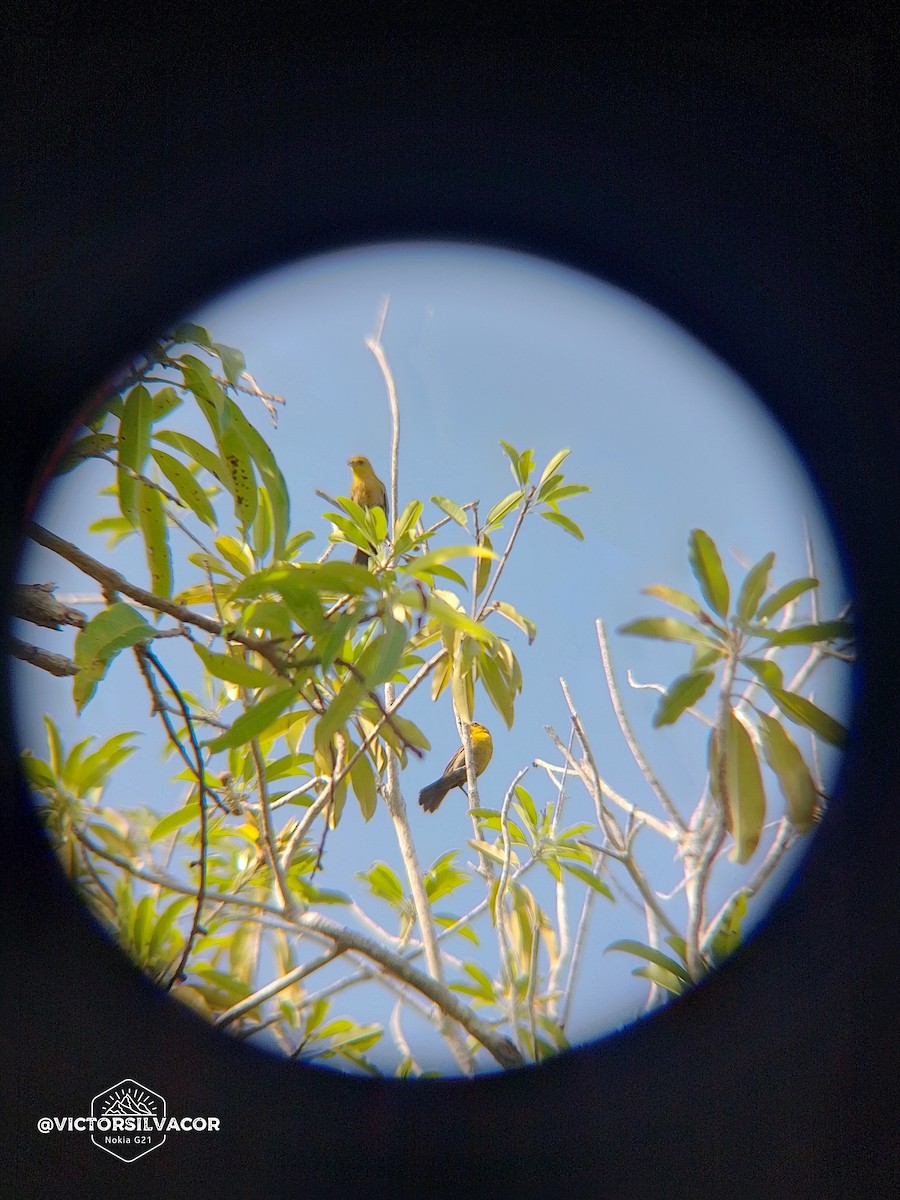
[539,447,571,486]
[431,495,468,528]
[742,656,784,691]
[206,685,297,752]
[151,447,217,528]
[763,620,853,646]
[653,670,715,727]
[619,617,720,648]
[688,529,730,619]
[757,576,818,621]
[349,752,378,821]
[192,642,277,689]
[736,551,775,622]
[73,604,155,713]
[137,481,172,600]
[560,863,613,899]
[605,939,692,984]
[150,803,200,842]
[211,342,246,386]
[485,490,523,529]
[758,713,820,832]
[641,584,705,619]
[489,600,537,645]
[708,891,747,967]
[540,510,584,540]
[478,652,515,729]
[117,384,152,527]
[769,687,848,749]
[723,710,766,864]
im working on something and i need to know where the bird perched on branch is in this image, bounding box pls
[418,723,493,813]
[348,455,388,566]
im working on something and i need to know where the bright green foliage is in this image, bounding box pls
[621,529,851,869]
[23,328,851,1075]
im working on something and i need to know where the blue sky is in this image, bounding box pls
[15,242,852,1073]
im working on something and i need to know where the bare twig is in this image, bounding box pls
[215,948,346,1029]
[8,639,79,676]
[597,619,687,829]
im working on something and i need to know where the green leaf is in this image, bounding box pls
[489,599,537,645]
[757,576,819,622]
[180,353,226,418]
[641,584,705,619]
[170,322,212,348]
[117,384,152,527]
[315,677,367,747]
[619,617,721,648]
[631,964,686,996]
[151,448,217,528]
[150,385,182,422]
[485,490,523,530]
[131,895,155,960]
[451,662,474,726]
[221,398,290,558]
[478,652,515,729]
[403,544,496,579]
[148,895,193,961]
[154,429,230,489]
[541,483,591,503]
[560,862,613,899]
[73,604,155,713]
[688,529,730,619]
[758,713,820,832]
[742,656,784,690]
[431,495,468,528]
[539,447,571,486]
[365,615,408,687]
[137,481,173,600]
[461,961,495,1002]
[70,732,139,791]
[540,510,584,540]
[219,424,258,530]
[763,620,853,647]
[499,440,523,484]
[192,642,277,689]
[723,710,767,864]
[349,752,378,821]
[736,551,776,622]
[426,594,497,646]
[211,342,246,386]
[252,485,273,559]
[768,688,848,749]
[150,803,200,842]
[206,685,298,752]
[653,670,716,727]
[708,892,747,967]
[56,431,117,473]
[359,862,404,907]
[215,535,254,575]
[393,498,423,545]
[605,939,693,985]
[474,532,493,599]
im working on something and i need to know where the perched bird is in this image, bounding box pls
[348,455,388,566]
[418,722,493,813]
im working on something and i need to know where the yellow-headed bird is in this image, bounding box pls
[348,455,388,566]
[418,723,493,813]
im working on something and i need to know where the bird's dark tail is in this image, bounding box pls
[418,767,467,813]
[353,547,370,567]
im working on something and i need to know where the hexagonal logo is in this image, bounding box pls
[91,1078,166,1162]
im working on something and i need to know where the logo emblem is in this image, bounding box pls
[91,1078,166,1162]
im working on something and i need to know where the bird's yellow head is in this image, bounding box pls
[348,455,373,476]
